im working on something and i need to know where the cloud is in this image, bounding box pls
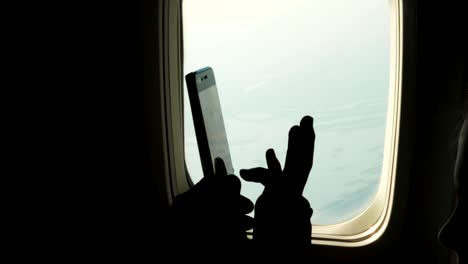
[243,80,269,93]
[344,177,380,188]
[313,178,379,224]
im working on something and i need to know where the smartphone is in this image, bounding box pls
[185,67,234,178]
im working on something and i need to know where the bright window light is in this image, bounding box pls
[183,0,390,225]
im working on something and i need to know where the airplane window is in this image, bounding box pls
[183,0,390,225]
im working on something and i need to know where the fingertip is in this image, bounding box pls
[214,157,227,176]
[289,125,301,137]
[239,169,250,179]
[301,115,315,141]
[239,169,249,180]
[300,115,313,127]
[215,157,223,166]
[240,195,254,214]
[238,167,269,185]
[266,148,281,175]
[266,148,276,159]
[225,174,241,192]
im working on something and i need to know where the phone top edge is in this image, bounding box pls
[187,67,216,93]
[194,66,212,74]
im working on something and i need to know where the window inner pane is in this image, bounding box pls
[183,0,390,225]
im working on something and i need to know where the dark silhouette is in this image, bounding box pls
[241,115,315,258]
[168,115,315,259]
[63,1,466,262]
[168,158,254,258]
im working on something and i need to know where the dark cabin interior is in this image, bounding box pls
[60,0,468,262]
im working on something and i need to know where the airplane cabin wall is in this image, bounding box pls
[77,0,466,262]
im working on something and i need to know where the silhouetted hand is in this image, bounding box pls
[240,115,315,255]
[168,158,254,257]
